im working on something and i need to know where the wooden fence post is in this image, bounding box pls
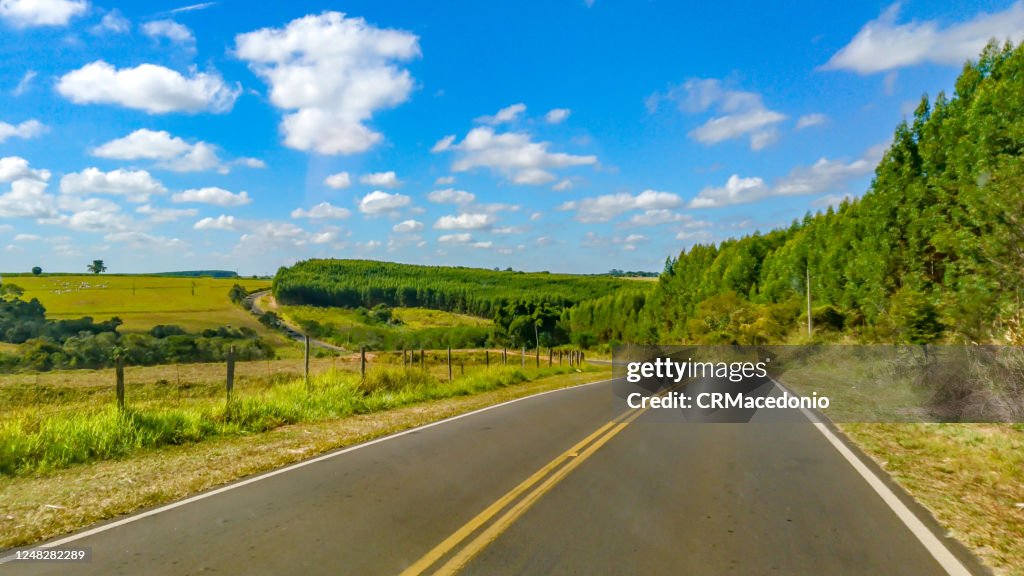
[535,346,540,368]
[304,335,311,388]
[548,348,553,367]
[360,346,367,381]
[115,357,125,410]
[226,346,235,404]
[420,348,425,371]
[485,349,490,369]
[447,346,453,382]
[503,347,507,365]
[521,346,526,368]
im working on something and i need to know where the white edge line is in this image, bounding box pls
[0,376,619,564]
[771,378,973,576]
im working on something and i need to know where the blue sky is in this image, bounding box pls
[0,1,1021,275]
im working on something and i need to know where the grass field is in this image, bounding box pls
[279,305,491,330]
[7,275,271,334]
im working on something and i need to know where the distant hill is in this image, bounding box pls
[151,271,240,278]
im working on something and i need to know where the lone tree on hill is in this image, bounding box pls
[31,266,42,275]
[87,260,107,274]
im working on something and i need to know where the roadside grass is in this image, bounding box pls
[11,275,272,335]
[840,423,1024,576]
[0,363,598,476]
[0,368,608,550]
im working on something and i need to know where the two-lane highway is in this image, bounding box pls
[1,378,986,575]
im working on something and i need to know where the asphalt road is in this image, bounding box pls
[1,378,986,575]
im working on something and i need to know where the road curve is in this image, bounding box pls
[2,378,987,575]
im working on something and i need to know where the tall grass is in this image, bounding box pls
[0,364,590,476]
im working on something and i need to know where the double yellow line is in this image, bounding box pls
[400,394,659,576]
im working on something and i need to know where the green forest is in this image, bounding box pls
[270,42,1024,349]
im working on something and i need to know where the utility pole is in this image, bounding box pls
[806,265,813,337]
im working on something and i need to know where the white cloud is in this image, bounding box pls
[57,61,240,114]
[427,188,475,204]
[626,209,701,227]
[234,12,420,155]
[439,233,472,244]
[91,9,129,34]
[392,219,423,233]
[235,157,266,169]
[471,241,493,249]
[170,2,215,13]
[431,135,455,153]
[142,19,194,44]
[13,233,39,241]
[476,103,526,125]
[812,193,855,209]
[435,175,455,185]
[0,119,46,143]
[0,178,55,218]
[11,70,36,96]
[436,126,597,185]
[434,213,495,230]
[0,0,87,28]
[136,204,197,222]
[559,190,681,223]
[544,108,571,124]
[324,172,351,189]
[358,190,410,215]
[291,202,351,220]
[552,179,572,191]
[172,186,250,206]
[359,171,400,188]
[60,167,167,203]
[823,3,1024,74]
[647,78,785,150]
[796,113,827,129]
[105,231,184,250]
[0,156,50,182]
[194,215,236,230]
[91,129,257,173]
[689,144,885,208]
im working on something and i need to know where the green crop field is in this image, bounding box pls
[6,275,272,335]
[279,305,491,330]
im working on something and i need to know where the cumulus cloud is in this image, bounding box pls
[0,178,55,218]
[434,213,495,230]
[552,179,572,191]
[647,78,785,150]
[476,103,526,125]
[358,190,410,215]
[688,144,886,208]
[0,156,50,182]
[136,204,197,222]
[392,219,423,233]
[324,172,351,189]
[796,113,827,129]
[172,186,251,206]
[559,190,681,223]
[234,12,420,155]
[435,175,455,185]
[194,214,236,230]
[0,0,87,28]
[90,9,129,34]
[291,201,351,220]
[434,126,597,185]
[105,231,185,250]
[439,233,472,244]
[544,108,571,124]
[57,61,240,114]
[0,119,46,143]
[142,19,194,44]
[359,171,400,188]
[60,167,167,203]
[92,129,237,173]
[427,188,475,204]
[823,3,1024,74]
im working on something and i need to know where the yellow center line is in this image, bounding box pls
[397,410,632,576]
[401,383,675,576]
[430,407,650,576]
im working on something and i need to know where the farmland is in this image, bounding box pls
[8,274,272,334]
